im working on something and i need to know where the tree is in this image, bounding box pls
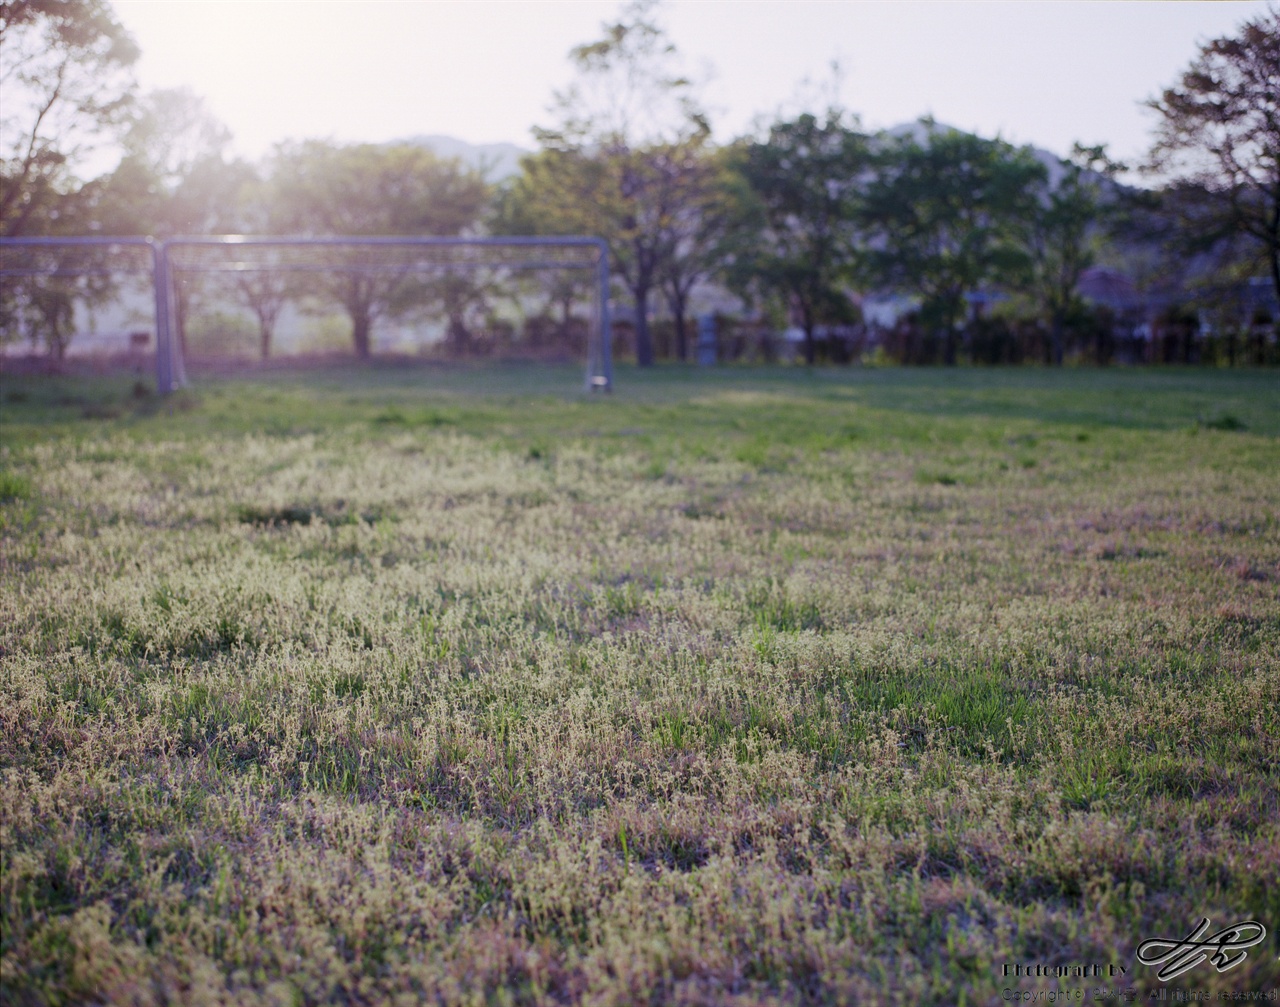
[233,267,288,361]
[863,123,1044,365]
[493,149,596,350]
[655,144,739,361]
[731,110,870,365]
[0,0,139,237]
[492,182,594,351]
[1147,7,1280,317]
[267,140,489,358]
[230,181,291,361]
[99,86,238,236]
[530,0,713,366]
[434,271,502,356]
[1021,144,1124,365]
[198,168,295,361]
[506,137,725,364]
[0,245,112,359]
[85,87,248,360]
[1,0,139,356]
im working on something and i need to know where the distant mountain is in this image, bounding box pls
[400,134,528,182]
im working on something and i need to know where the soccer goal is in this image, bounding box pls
[1,235,613,393]
[0,236,186,390]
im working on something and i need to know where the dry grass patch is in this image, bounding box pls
[2,366,1278,1003]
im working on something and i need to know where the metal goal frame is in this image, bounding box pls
[1,234,614,393]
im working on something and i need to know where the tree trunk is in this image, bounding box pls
[559,293,574,350]
[257,310,273,361]
[352,312,372,359]
[670,280,691,363]
[1268,210,1280,317]
[1049,311,1065,367]
[634,285,654,367]
[943,325,957,366]
[449,315,470,356]
[800,300,816,365]
[174,284,191,365]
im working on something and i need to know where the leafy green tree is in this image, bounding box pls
[267,140,489,358]
[0,249,106,359]
[433,271,503,356]
[730,110,870,365]
[233,264,289,361]
[97,87,240,236]
[91,87,247,359]
[863,122,1044,365]
[1021,144,1125,365]
[0,0,139,237]
[1,0,139,355]
[185,167,298,360]
[1147,7,1280,316]
[507,138,728,363]
[655,144,740,360]
[492,182,594,351]
[527,0,713,366]
[493,148,601,350]
[225,175,291,360]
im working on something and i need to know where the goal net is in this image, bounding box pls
[1,235,613,393]
[0,236,184,388]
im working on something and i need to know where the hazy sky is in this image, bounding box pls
[112,0,1270,172]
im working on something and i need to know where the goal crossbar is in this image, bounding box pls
[1,235,614,393]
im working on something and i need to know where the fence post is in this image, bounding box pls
[697,313,717,366]
[586,239,613,392]
[152,241,174,394]
[153,240,189,393]
[599,242,613,391]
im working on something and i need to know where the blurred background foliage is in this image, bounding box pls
[2,0,1278,367]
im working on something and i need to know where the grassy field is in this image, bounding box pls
[1,361,1278,1005]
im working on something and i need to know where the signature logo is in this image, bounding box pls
[1136,918,1268,981]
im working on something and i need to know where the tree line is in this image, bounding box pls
[2,0,1277,365]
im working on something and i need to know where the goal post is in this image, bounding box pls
[1,234,614,393]
[0,236,184,393]
[163,235,613,392]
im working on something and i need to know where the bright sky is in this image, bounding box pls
[112,0,1270,172]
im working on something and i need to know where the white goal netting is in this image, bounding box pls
[1,235,614,392]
